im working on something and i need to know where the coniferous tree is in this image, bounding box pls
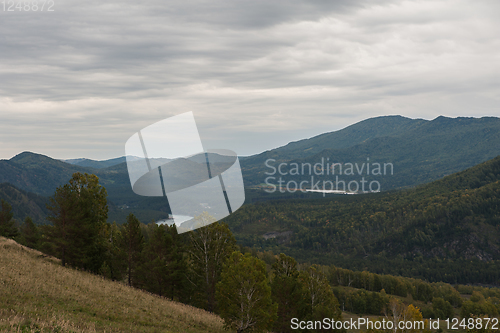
[120,214,144,286]
[45,173,108,272]
[165,223,189,302]
[138,224,188,300]
[45,185,78,266]
[139,224,169,296]
[271,253,307,333]
[0,199,18,238]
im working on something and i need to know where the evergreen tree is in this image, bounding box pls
[0,199,18,238]
[216,251,277,333]
[271,253,307,333]
[120,214,144,286]
[188,213,236,312]
[165,223,189,302]
[45,173,108,273]
[138,224,188,301]
[45,184,78,266]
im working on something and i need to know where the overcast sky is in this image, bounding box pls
[1,0,499,160]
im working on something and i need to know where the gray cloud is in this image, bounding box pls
[1,0,499,159]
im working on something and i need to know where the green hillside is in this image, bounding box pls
[0,236,225,333]
[241,116,500,190]
[222,155,500,285]
[247,115,427,161]
[0,183,48,225]
[0,152,98,197]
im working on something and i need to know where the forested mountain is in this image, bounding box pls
[243,115,427,162]
[223,155,500,285]
[0,183,48,225]
[2,115,500,210]
[241,116,500,190]
[63,156,127,169]
[0,152,100,197]
[0,151,133,201]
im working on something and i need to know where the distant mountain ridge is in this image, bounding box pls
[63,156,127,169]
[0,152,96,197]
[1,114,499,224]
[56,115,500,192]
[241,115,500,190]
[62,156,150,169]
[269,115,428,159]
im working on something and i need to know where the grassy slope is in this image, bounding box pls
[0,237,224,333]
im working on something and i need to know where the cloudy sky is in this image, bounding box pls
[1,0,499,160]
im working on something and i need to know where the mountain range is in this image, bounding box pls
[1,115,499,224]
[241,115,500,190]
[63,156,128,169]
[2,114,500,284]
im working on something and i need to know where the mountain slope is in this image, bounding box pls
[264,115,427,159]
[1,151,132,199]
[64,156,127,169]
[0,236,224,333]
[223,155,500,284]
[1,152,96,197]
[0,153,173,224]
[0,183,48,225]
[241,116,500,190]
[239,115,426,174]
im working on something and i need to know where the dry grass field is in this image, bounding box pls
[0,236,226,333]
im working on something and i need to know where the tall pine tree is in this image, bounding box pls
[120,213,144,286]
[100,221,126,281]
[138,224,188,301]
[271,253,307,333]
[46,173,108,272]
